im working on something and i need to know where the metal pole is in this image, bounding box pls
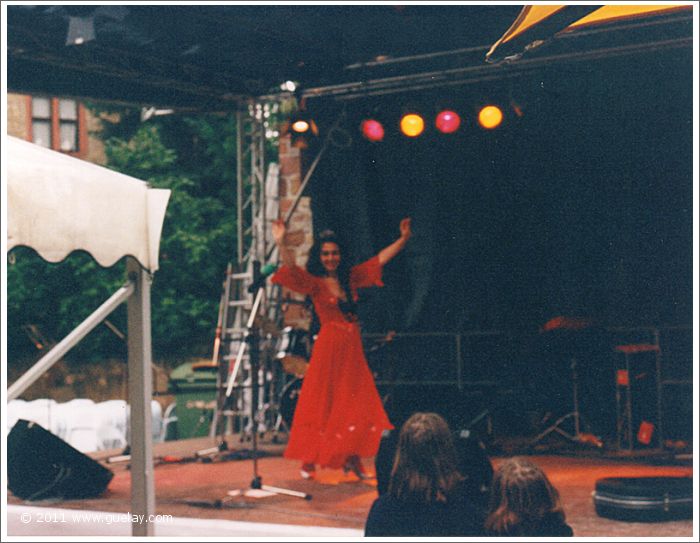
[264,112,344,263]
[280,129,330,227]
[8,281,135,401]
[456,333,462,391]
[653,328,663,448]
[236,110,245,264]
[257,103,267,262]
[572,357,581,437]
[225,287,265,397]
[126,257,155,536]
[625,353,633,451]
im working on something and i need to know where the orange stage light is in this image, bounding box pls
[478,105,503,130]
[400,113,425,137]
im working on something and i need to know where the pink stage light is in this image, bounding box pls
[435,110,461,134]
[361,119,385,142]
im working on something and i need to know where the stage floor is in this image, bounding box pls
[6,434,695,538]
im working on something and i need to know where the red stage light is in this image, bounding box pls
[435,110,461,134]
[361,119,385,142]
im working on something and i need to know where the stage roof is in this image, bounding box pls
[5,4,693,111]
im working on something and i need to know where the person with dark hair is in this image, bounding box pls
[364,412,486,537]
[374,419,493,511]
[271,217,411,480]
[485,456,574,537]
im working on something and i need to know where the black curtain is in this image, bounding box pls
[305,46,692,338]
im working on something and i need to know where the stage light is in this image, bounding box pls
[280,80,297,92]
[400,113,424,137]
[288,108,318,135]
[361,119,385,142]
[280,93,319,148]
[282,105,319,149]
[291,119,318,149]
[291,117,311,133]
[478,105,503,130]
[435,110,461,134]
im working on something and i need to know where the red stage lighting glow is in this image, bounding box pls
[361,119,385,142]
[435,110,461,133]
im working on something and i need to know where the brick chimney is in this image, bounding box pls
[277,134,314,329]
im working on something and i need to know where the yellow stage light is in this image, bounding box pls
[400,113,425,137]
[478,105,503,130]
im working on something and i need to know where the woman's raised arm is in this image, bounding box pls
[272,218,296,267]
[377,217,412,266]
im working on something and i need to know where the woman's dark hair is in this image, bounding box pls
[484,456,567,536]
[388,412,463,504]
[306,229,357,318]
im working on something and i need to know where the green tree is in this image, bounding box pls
[6,248,125,364]
[103,122,236,356]
[6,110,251,367]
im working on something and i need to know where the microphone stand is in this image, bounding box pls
[221,261,311,501]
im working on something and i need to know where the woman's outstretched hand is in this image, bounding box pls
[377,217,412,265]
[272,218,296,266]
[399,217,412,241]
[272,218,286,245]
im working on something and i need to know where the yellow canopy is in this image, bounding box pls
[486,4,692,62]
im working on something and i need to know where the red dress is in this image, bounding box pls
[271,255,393,468]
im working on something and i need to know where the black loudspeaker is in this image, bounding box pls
[8,419,114,501]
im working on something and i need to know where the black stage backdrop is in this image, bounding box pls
[306,46,693,338]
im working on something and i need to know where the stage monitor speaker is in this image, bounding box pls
[8,419,114,501]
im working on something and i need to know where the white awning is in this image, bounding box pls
[7,136,170,272]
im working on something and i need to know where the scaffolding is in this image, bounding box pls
[208,101,285,442]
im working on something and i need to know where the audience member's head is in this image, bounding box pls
[388,412,463,503]
[485,456,570,536]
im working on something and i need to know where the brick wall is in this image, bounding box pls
[277,134,314,329]
[6,92,107,164]
[84,111,108,164]
[7,94,29,139]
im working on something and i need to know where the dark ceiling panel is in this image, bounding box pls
[6,4,692,110]
[6,4,522,109]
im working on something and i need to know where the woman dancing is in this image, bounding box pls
[271,217,412,479]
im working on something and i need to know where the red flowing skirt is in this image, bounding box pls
[283,321,393,468]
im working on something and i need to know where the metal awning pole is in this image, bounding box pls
[126,257,155,536]
[8,280,135,401]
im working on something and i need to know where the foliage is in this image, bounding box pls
[5,108,266,366]
[103,122,236,357]
[6,249,126,363]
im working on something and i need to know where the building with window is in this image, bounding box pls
[7,93,107,164]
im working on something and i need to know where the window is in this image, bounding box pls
[29,96,86,154]
[31,97,52,148]
[58,99,78,152]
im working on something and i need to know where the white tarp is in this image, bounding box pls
[6,136,170,272]
[6,398,166,452]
